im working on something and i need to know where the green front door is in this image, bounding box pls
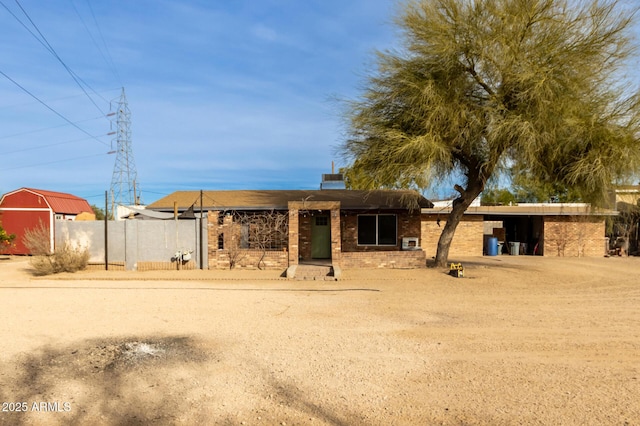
[311,215,331,259]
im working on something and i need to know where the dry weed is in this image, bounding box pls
[23,221,89,275]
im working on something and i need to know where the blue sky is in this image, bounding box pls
[1,1,639,207]
[1,0,398,206]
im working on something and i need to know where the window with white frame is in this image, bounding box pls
[357,214,397,246]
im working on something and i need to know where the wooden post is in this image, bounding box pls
[104,190,108,271]
[199,190,204,269]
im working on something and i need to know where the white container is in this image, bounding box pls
[402,237,420,250]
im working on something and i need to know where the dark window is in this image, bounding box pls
[358,214,396,246]
[218,233,224,250]
[378,215,397,245]
[357,215,377,245]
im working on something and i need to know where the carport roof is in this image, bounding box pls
[422,203,618,216]
[147,189,433,211]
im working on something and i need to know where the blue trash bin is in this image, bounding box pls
[486,237,498,256]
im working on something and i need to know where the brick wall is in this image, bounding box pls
[543,216,606,257]
[288,208,299,265]
[331,210,342,263]
[207,211,289,270]
[137,261,197,271]
[207,211,223,268]
[421,214,484,258]
[212,249,288,270]
[340,250,425,268]
[94,260,196,271]
[298,214,312,260]
[341,210,421,252]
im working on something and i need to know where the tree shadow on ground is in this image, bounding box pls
[256,366,362,426]
[428,256,547,271]
[0,335,209,426]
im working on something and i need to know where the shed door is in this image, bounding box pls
[311,215,331,259]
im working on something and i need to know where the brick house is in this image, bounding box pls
[146,189,433,270]
[421,203,616,258]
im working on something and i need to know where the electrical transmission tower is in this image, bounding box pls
[109,87,140,213]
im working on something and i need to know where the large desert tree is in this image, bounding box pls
[342,0,640,266]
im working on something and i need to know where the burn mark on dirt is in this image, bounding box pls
[77,336,207,373]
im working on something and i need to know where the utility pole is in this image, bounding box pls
[109,87,140,214]
[105,190,109,270]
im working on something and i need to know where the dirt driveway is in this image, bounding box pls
[1,255,638,425]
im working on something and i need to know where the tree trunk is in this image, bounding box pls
[433,182,484,267]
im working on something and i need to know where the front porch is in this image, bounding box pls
[287,200,426,271]
[288,200,342,267]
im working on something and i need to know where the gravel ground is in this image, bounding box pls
[0,255,638,425]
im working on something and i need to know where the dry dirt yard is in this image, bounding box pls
[0,255,638,425]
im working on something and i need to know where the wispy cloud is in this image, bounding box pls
[251,24,279,43]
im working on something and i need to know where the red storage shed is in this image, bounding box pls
[0,188,95,255]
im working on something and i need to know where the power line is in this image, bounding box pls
[0,69,109,146]
[74,0,122,85]
[12,0,109,115]
[1,0,110,115]
[70,0,113,83]
[0,88,120,111]
[84,193,110,199]
[142,190,172,196]
[0,1,40,42]
[3,152,112,171]
[0,115,103,140]
[4,134,111,155]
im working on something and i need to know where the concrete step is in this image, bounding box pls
[287,264,337,281]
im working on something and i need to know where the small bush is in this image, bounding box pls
[29,242,90,276]
[23,221,90,276]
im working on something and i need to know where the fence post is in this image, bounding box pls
[104,190,108,271]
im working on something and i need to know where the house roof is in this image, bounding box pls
[613,185,640,192]
[422,203,617,216]
[0,188,93,214]
[147,189,433,211]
